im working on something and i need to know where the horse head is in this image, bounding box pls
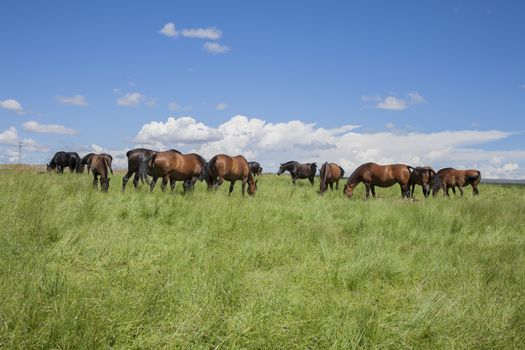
[248,179,258,196]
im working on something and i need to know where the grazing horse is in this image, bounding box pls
[277,161,317,185]
[204,154,257,196]
[248,161,263,176]
[80,153,113,174]
[432,168,481,197]
[319,162,345,194]
[409,166,435,198]
[122,148,158,191]
[47,151,82,173]
[90,154,111,192]
[343,162,412,199]
[140,150,206,193]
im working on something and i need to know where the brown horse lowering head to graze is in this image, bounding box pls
[409,166,436,198]
[277,161,317,185]
[319,162,345,194]
[204,154,257,196]
[80,153,113,174]
[90,154,112,192]
[432,167,481,197]
[343,162,412,199]
[138,150,206,193]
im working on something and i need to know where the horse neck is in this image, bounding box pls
[346,169,362,189]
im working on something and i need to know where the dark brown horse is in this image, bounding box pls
[90,154,111,192]
[140,150,206,193]
[248,161,263,176]
[409,166,436,198]
[319,162,345,194]
[122,148,157,191]
[277,161,317,185]
[432,168,481,197]
[343,162,412,199]
[47,151,82,173]
[204,154,257,196]
[80,153,113,174]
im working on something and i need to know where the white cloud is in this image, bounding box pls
[55,95,88,106]
[368,92,426,110]
[159,22,178,37]
[376,96,407,110]
[0,127,19,145]
[407,91,426,105]
[22,121,77,135]
[203,42,230,54]
[0,99,24,114]
[168,102,180,111]
[132,115,525,179]
[181,27,221,40]
[117,92,143,106]
[215,102,228,110]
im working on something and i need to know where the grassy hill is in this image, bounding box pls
[1,165,524,348]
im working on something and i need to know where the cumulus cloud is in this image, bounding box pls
[116,92,143,106]
[55,95,88,106]
[203,42,230,54]
[181,27,222,40]
[132,115,524,179]
[159,22,178,37]
[0,127,19,145]
[215,102,228,110]
[22,121,77,135]
[0,126,48,159]
[0,99,24,114]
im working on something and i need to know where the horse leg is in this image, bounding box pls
[242,177,248,196]
[170,178,177,193]
[473,184,479,196]
[292,177,296,185]
[445,186,451,198]
[451,186,456,196]
[329,182,334,190]
[335,179,339,190]
[92,174,98,189]
[122,170,133,192]
[410,184,415,197]
[132,172,141,190]
[309,177,314,186]
[229,181,235,196]
[149,176,158,192]
[371,185,376,198]
[365,183,371,199]
[161,176,169,192]
[214,177,224,190]
[458,186,464,197]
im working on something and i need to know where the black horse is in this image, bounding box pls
[122,148,158,191]
[248,161,263,176]
[277,161,317,185]
[47,151,82,173]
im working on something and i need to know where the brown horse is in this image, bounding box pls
[409,166,436,198]
[204,154,257,196]
[343,162,412,199]
[432,168,481,197]
[140,150,206,193]
[319,162,345,194]
[90,154,111,192]
[81,153,113,174]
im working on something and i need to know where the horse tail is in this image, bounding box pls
[321,162,329,184]
[126,150,132,158]
[310,162,318,175]
[139,153,156,183]
[338,165,345,179]
[407,165,415,174]
[103,157,111,177]
[200,155,217,182]
[108,157,114,175]
[195,154,207,181]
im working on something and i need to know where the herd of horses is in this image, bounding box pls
[47,149,481,198]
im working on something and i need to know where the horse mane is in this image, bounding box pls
[282,160,298,167]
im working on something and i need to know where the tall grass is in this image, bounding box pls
[0,165,524,348]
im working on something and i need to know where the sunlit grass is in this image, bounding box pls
[0,165,524,348]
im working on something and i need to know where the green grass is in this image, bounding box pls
[1,165,524,349]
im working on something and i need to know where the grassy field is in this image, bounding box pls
[1,165,524,349]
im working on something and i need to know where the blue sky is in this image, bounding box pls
[1,0,524,177]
